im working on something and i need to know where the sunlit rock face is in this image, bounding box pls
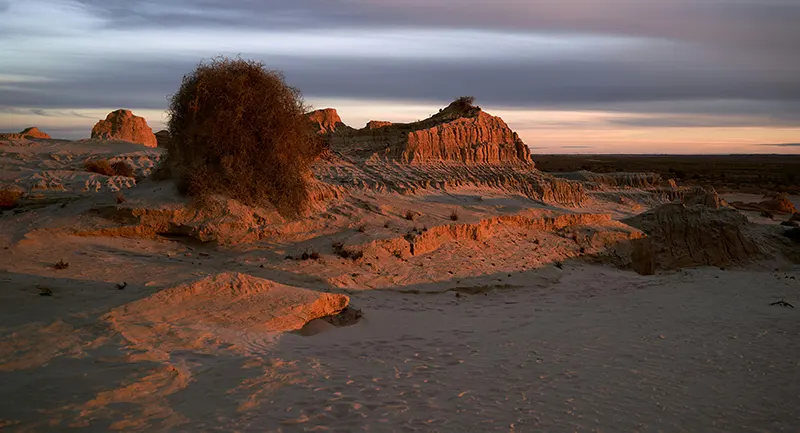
[326,99,533,166]
[91,109,157,148]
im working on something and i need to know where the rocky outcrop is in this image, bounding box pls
[365,120,393,130]
[399,111,532,164]
[554,171,663,190]
[681,186,727,208]
[91,109,157,148]
[731,197,798,214]
[328,99,532,165]
[313,156,586,206]
[308,108,351,135]
[154,130,170,148]
[0,127,51,140]
[104,272,350,355]
[77,181,344,245]
[20,127,50,139]
[407,212,639,257]
[623,204,763,275]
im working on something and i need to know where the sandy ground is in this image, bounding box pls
[1,139,799,432]
[1,262,798,432]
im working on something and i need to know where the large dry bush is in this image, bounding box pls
[164,57,323,215]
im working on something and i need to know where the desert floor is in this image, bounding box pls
[1,141,799,432]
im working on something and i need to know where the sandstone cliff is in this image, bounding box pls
[308,108,351,135]
[328,99,533,165]
[91,109,157,148]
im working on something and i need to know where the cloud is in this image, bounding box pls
[0,0,798,151]
[760,143,800,147]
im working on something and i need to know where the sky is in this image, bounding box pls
[1,0,799,154]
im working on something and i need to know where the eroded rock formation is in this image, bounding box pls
[365,120,393,130]
[0,127,51,140]
[554,171,663,190]
[308,108,351,135]
[91,109,157,148]
[104,272,350,354]
[623,204,763,274]
[328,99,532,165]
[313,155,586,206]
[731,197,798,214]
[681,187,727,208]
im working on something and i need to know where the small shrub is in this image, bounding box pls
[332,242,362,260]
[299,248,320,261]
[760,210,775,219]
[384,221,390,229]
[84,159,115,176]
[111,161,135,178]
[0,189,22,210]
[357,224,366,233]
[404,210,416,221]
[164,57,323,216]
[453,96,476,111]
[54,259,69,270]
[449,209,459,221]
[115,191,126,204]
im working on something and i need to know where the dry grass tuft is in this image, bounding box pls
[163,56,323,216]
[54,259,69,270]
[449,209,459,221]
[332,242,363,260]
[115,191,127,204]
[404,210,416,221]
[0,189,22,210]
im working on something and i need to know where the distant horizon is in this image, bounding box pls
[2,1,798,154]
[2,102,798,155]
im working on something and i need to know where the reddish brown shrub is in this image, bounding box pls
[164,57,323,215]
[0,189,22,210]
[84,159,115,176]
[111,161,135,178]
